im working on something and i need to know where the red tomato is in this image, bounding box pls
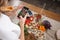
[30,16,34,21]
[25,19,31,25]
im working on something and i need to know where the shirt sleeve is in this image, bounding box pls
[4,14,21,38]
[0,29,19,40]
[10,22,21,38]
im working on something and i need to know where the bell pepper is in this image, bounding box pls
[38,26,46,32]
[36,14,41,19]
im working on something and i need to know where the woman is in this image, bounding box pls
[0,0,26,40]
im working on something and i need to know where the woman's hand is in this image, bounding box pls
[19,14,27,28]
[19,14,27,40]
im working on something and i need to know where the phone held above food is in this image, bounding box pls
[17,7,33,18]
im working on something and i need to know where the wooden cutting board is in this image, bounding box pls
[21,1,60,22]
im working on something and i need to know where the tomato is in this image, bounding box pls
[25,19,31,25]
[30,16,34,21]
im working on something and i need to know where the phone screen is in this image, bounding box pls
[17,7,29,18]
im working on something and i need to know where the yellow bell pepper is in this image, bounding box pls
[38,26,46,32]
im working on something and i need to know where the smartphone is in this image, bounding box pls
[17,7,29,18]
[17,6,33,18]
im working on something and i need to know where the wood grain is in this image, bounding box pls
[22,2,60,22]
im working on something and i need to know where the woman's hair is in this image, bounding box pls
[0,0,14,16]
[0,0,8,7]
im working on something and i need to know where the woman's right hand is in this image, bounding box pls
[19,14,27,40]
[19,14,27,28]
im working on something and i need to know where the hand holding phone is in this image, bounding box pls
[17,7,33,18]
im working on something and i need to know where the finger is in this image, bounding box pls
[19,16,23,19]
[24,14,28,19]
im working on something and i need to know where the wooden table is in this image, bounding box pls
[21,2,60,22]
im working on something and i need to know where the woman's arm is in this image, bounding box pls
[20,24,25,40]
[19,14,27,40]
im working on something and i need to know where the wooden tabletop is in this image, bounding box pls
[22,2,60,22]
